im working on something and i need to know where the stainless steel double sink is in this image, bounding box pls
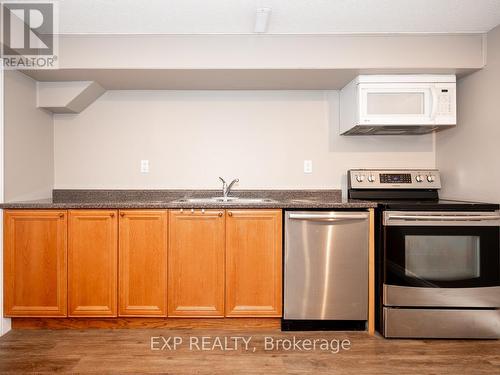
[173,197,276,204]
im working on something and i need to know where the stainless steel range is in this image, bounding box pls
[348,169,500,339]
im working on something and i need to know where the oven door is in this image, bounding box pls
[383,211,500,307]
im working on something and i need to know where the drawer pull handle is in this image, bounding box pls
[218,212,223,217]
[228,211,233,217]
[120,212,125,217]
[59,213,65,218]
[110,213,115,217]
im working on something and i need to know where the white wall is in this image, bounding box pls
[4,71,54,201]
[2,70,55,335]
[436,25,500,203]
[0,65,11,336]
[54,90,436,189]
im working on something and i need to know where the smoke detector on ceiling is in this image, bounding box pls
[254,8,271,33]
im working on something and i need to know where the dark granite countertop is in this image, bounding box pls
[0,189,378,209]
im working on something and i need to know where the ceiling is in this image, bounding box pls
[57,0,500,34]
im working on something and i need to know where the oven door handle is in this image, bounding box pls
[387,214,500,221]
[384,213,500,226]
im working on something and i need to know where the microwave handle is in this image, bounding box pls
[430,87,438,121]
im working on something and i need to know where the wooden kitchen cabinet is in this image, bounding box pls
[3,210,67,317]
[225,210,282,317]
[68,210,118,317]
[168,210,225,317]
[119,210,168,316]
[4,207,283,322]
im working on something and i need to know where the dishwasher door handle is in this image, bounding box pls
[288,213,369,222]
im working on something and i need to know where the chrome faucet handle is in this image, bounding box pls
[219,177,227,197]
[225,178,240,197]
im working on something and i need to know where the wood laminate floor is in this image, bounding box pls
[1,329,499,374]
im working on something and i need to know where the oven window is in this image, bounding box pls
[405,235,480,281]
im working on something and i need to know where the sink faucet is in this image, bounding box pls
[219,177,239,200]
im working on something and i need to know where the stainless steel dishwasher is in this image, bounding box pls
[284,211,369,328]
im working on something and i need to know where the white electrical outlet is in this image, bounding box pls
[304,160,313,174]
[140,160,149,173]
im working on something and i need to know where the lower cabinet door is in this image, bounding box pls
[119,210,168,316]
[68,210,118,317]
[225,209,282,317]
[4,210,67,317]
[168,210,225,317]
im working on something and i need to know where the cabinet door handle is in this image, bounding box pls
[110,212,115,217]
[218,212,223,217]
[228,211,233,217]
[120,212,125,217]
[59,213,65,218]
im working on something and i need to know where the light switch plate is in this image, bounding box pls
[304,160,313,174]
[140,160,149,173]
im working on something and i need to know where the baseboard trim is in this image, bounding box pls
[11,317,281,330]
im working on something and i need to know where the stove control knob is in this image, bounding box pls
[415,175,423,183]
[427,175,436,183]
[356,175,365,183]
[367,175,375,182]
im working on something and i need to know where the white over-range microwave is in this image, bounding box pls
[339,75,457,135]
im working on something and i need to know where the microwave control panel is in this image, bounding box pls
[348,169,441,189]
[435,85,456,117]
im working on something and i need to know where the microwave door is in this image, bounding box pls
[358,84,434,125]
